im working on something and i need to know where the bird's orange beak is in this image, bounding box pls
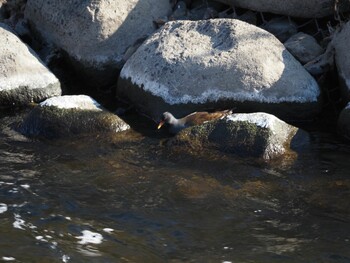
[157,120,165,129]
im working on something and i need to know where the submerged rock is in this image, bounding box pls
[169,112,299,160]
[213,0,349,18]
[338,103,350,141]
[284,32,324,65]
[24,0,172,88]
[18,95,130,139]
[0,23,61,108]
[118,19,321,121]
[333,21,350,101]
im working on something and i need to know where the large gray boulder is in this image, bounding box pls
[338,103,350,141]
[18,95,130,139]
[24,0,172,87]
[0,23,61,108]
[214,0,349,18]
[333,21,350,101]
[118,19,321,121]
[169,112,299,160]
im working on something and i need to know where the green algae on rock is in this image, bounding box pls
[169,112,299,160]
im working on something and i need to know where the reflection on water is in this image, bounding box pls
[0,111,350,262]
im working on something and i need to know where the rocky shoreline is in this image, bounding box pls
[1,0,350,160]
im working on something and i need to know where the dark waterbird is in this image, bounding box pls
[157,110,232,134]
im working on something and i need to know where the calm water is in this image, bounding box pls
[0,110,350,263]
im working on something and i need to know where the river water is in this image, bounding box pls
[0,109,350,263]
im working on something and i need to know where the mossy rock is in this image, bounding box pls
[18,95,130,139]
[169,112,298,160]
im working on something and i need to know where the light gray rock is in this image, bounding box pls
[214,0,349,18]
[169,112,299,160]
[284,32,324,64]
[338,103,350,141]
[0,23,61,108]
[18,95,130,139]
[24,0,172,87]
[118,19,321,121]
[333,22,350,101]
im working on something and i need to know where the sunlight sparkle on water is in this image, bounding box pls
[2,257,15,261]
[0,203,7,214]
[76,230,103,245]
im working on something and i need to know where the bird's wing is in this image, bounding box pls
[185,111,224,125]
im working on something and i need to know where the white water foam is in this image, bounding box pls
[103,228,114,233]
[13,214,26,230]
[12,214,37,230]
[0,203,8,214]
[62,255,70,262]
[76,230,103,245]
[2,257,15,261]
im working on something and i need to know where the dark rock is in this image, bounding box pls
[338,103,350,141]
[284,32,324,64]
[333,21,350,101]
[261,17,298,42]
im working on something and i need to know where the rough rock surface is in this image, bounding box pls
[284,32,324,64]
[118,19,321,121]
[214,0,349,18]
[18,95,130,139]
[0,23,61,107]
[338,103,350,141]
[24,0,172,87]
[333,21,350,101]
[169,112,299,160]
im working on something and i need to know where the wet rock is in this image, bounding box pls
[24,0,172,88]
[168,112,299,160]
[338,103,350,141]
[118,19,321,121]
[284,32,324,65]
[18,95,130,139]
[214,0,349,18]
[261,17,298,42]
[333,21,350,101]
[0,23,61,108]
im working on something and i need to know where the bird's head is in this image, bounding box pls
[157,112,174,129]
